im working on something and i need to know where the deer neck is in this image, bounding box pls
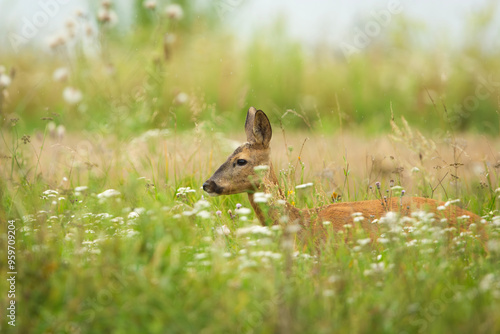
[247,162,300,226]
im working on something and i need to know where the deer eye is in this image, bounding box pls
[236,159,248,166]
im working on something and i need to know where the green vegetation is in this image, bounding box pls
[1,1,500,333]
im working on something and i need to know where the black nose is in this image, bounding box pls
[203,180,215,193]
[203,180,222,194]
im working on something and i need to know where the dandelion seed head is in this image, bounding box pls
[143,0,157,10]
[165,4,184,20]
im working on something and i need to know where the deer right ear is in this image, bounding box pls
[245,107,257,142]
[252,110,272,148]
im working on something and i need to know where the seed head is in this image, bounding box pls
[143,0,156,10]
[63,87,83,105]
[165,4,183,20]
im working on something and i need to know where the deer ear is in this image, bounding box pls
[252,109,272,147]
[245,107,257,142]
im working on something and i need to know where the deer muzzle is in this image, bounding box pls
[202,180,224,196]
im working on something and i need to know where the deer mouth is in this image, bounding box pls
[202,180,224,196]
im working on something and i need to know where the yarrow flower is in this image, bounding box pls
[253,192,272,203]
[97,189,121,199]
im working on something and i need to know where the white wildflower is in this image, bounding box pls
[42,189,59,198]
[479,274,495,292]
[411,167,420,173]
[194,253,207,260]
[444,199,460,207]
[323,221,331,226]
[285,224,301,233]
[97,189,120,198]
[323,290,335,297]
[196,210,211,219]
[48,33,67,49]
[254,165,269,172]
[126,229,139,238]
[176,187,196,196]
[437,205,446,211]
[295,182,313,189]
[96,213,112,219]
[487,240,500,254]
[164,33,177,45]
[192,199,209,210]
[165,4,183,20]
[253,192,272,203]
[235,207,252,215]
[135,207,146,215]
[377,237,390,244]
[250,251,282,260]
[215,225,230,235]
[53,67,69,82]
[174,92,189,105]
[0,73,11,88]
[379,211,398,225]
[406,239,418,247]
[143,0,156,10]
[63,87,83,105]
[236,225,272,236]
[128,211,139,219]
[75,186,88,192]
[357,238,371,246]
[97,8,118,26]
[353,216,364,223]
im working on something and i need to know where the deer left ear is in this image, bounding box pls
[253,110,272,148]
[245,107,257,142]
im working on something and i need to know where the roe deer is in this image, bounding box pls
[203,107,482,238]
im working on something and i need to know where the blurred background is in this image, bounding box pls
[0,0,499,136]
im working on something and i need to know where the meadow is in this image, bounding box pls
[1,1,500,333]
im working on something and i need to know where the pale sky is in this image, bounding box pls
[0,0,499,54]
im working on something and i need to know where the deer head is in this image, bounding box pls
[203,107,273,196]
